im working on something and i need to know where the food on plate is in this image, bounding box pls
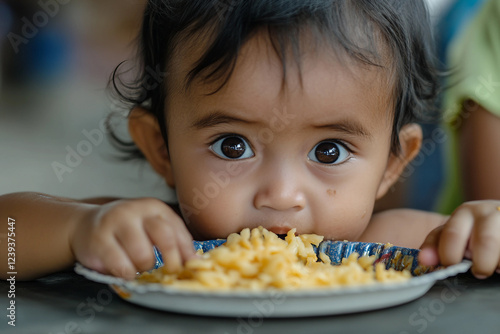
[136,226,411,290]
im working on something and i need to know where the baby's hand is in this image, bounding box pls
[70,198,195,280]
[419,200,500,279]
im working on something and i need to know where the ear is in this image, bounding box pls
[128,107,175,188]
[376,123,422,200]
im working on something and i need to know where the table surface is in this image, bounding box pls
[1,270,499,334]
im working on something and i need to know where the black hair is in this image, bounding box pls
[109,0,441,159]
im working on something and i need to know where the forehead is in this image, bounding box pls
[166,30,394,127]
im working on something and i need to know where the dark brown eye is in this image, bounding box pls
[211,136,254,160]
[222,137,246,158]
[315,142,339,163]
[308,141,350,165]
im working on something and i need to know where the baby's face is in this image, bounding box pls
[164,33,396,241]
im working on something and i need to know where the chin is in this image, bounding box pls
[187,224,234,240]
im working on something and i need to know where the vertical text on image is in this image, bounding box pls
[6,217,17,327]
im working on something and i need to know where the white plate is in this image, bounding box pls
[74,239,472,317]
[75,261,470,317]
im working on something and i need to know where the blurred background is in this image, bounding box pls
[0,0,464,206]
[0,0,177,202]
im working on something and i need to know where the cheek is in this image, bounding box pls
[315,195,373,241]
[312,163,383,240]
[177,184,246,239]
[173,156,248,239]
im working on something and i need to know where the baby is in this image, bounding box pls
[1,0,499,281]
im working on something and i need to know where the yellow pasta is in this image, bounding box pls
[137,226,410,290]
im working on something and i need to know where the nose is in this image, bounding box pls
[253,161,307,212]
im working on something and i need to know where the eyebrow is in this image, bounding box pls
[192,110,372,139]
[314,121,372,139]
[191,111,255,129]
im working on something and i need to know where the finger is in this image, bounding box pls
[419,225,443,266]
[144,218,184,273]
[420,225,443,249]
[136,198,196,263]
[418,248,440,266]
[81,257,107,274]
[470,213,500,279]
[146,215,196,261]
[115,224,156,273]
[438,209,474,266]
[164,247,183,274]
[98,238,137,280]
[172,221,197,262]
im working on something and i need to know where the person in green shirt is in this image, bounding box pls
[438,0,500,214]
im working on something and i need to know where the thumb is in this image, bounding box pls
[418,225,444,266]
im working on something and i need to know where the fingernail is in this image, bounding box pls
[474,274,487,280]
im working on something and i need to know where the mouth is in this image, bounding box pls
[266,226,294,235]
